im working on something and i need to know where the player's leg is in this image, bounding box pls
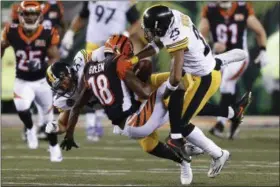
[34,79,62,162]
[13,79,38,149]
[138,131,192,185]
[210,60,249,139]
[34,101,48,140]
[178,70,230,178]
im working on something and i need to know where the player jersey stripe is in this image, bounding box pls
[120,80,132,111]
[166,37,188,49]
[167,42,188,53]
[80,49,88,61]
[46,66,56,83]
[18,25,44,44]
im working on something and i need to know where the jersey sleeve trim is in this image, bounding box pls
[166,37,189,53]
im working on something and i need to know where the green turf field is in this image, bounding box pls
[2,126,279,186]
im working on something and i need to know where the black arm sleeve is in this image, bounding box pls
[126,5,140,25]
[79,1,90,19]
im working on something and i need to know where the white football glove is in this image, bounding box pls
[45,121,59,134]
[61,30,75,50]
[254,49,269,67]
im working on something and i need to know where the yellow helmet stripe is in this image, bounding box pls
[46,66,56,83]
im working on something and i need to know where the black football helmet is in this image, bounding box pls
[142,5,174,41]
[46,62,78,98]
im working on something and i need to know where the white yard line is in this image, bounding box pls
[1,182,150,187]
[2,145,279,153]
[2,155,279,165]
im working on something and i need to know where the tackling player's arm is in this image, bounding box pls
[65,87,92,138]
[124,3,141,37]
[61,1,89,50]
[246,3,268,66]
[47,28,60,65]
[1,25,11,58]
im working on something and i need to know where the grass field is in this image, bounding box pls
[2,123,279,186]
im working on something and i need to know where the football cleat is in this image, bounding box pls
[37,124,48,140]
[208,150,230,178]
[229,92,252,139]
[49,144,63,162]
[166,136,191,162]
[180,161,193,185]
[26,127,38,149]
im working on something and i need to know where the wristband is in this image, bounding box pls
[166,79,179,91]
[130,56,139,65]
[259,46,266,51]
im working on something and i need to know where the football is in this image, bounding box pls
[133,59,152,82]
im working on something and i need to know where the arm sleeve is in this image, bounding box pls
[51,28,60,45]
[126,4,140,24]
[79,1,90,19]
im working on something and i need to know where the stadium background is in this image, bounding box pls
[1,1,279,115]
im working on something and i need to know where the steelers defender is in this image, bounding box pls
[60,1,142,141]
[125,5,252,178]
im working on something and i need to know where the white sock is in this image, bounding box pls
[95,110,104,127]
[217,117,228,126]
[171,133,183,139]
[85,113,96,128]
[228,106,234,119]
[185,126,223,159]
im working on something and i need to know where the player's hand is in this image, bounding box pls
[60,135,79,151]
[213,42,226,54]
[254,49,269,67]
[28,60,40,72]
[61,30,75,51]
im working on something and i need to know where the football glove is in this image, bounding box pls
[61,30,75,51]
[254,49,269,67]
[60,136,79,151]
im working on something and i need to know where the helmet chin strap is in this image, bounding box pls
[19,15,41,32]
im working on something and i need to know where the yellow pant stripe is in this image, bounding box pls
[138,131,159,152]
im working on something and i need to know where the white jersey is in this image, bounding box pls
[158,9,216,76]
[86,1,133,45]
[53,48,105,111]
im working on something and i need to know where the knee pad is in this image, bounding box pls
[138,131,159,152]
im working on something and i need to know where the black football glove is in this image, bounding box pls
[60,136,79,151]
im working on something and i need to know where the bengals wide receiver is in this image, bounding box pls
[1,1,61,162]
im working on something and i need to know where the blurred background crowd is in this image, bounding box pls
[1,1,279,115]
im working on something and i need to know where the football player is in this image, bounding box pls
[60,1,142,141]
[46,35,198,185]
[121,5,253,178]
[1,1,61,162]
[199,1,268,139]
[10,0,65,140]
